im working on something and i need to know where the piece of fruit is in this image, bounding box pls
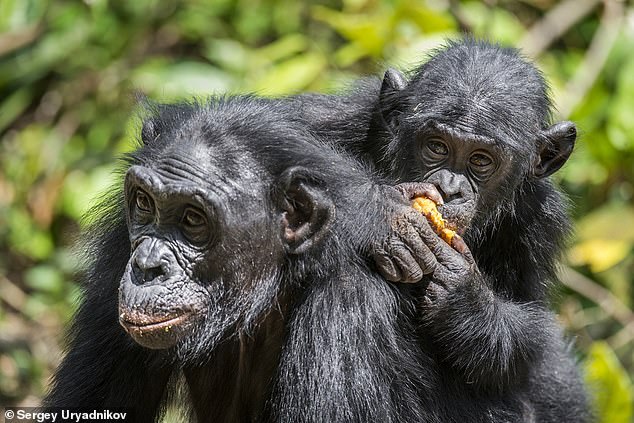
[411,196,456,244]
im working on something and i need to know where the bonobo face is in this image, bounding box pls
[379,67,576,234]
[119,164,213,349]
[409,121,513,231]
[118,148,283,353]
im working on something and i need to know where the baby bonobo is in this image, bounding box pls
[379,39,590,422]
[292,38,591,422]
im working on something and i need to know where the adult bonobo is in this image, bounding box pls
[44,98,429,422]
[293,38,591,421]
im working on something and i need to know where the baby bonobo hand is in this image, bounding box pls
[373,183,477,286]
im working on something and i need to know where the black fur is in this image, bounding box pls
[290,38,591,422]
[45,39,591,423]
[44,97,429,422]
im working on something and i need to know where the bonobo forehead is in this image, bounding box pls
[132,130,263,201]
[421,120,497,147]
[404,39,551,151]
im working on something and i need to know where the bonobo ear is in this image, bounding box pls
[380,68,407,135]
[141,118,159,145]
[533,121,577,178]
[277,167,335,254]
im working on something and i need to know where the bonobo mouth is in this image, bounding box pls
[438,200,476,234]
[119,309,197,350]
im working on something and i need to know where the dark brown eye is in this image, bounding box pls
[183,208,206,227]
[135,190,154,213]
[469,152,493,167]
[427,140,448,156]
[181,207,209,243]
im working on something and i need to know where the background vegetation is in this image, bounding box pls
[0,0,633,420]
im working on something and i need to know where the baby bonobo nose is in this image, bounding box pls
[431,170,469,204]
[437,186,464,204]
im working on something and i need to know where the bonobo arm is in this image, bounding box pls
[372,185,552,392]
[44,223,171,422]
[421,272,553,392]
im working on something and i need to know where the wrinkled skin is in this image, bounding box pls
[374,83,576,289]
[373,182,476,286]
[120,164,229,350]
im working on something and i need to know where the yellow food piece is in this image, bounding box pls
[412,197,456,244]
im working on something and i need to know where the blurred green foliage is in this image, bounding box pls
[0,0,633,417]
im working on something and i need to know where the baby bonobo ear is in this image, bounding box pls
[277,166,335,254]
[380,68,407,135]
[533,121,577,178]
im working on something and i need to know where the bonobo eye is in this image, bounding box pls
[427,139,449,156]
[134,190,154,214]
[181,207,209,243]
[469,152,493,167]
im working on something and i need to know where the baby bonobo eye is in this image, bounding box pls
[469,152,493,167]
[427,139,448,156]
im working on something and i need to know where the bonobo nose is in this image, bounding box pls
[132,238,173,284]
[428,170,470,204]
[437,185,464,203]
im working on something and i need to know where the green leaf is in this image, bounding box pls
[252,52,327,95]
[584,342,633,423]
[459,2,525,44]
[0,0,46,32]
[132,60,236,99]
[568,203,634,272]
[312,5,390,58]
[397,3,455,33]
[59,165,119,221]
[204,38,251,73]
[574,204,634,243]
[6,208,54,260]
[0,87,32,134]
[24,265,64,295]
[254,34,309,65]
[568,239,632,273]
[607,55,634,152]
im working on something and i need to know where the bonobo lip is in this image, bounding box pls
[119,312,190,331]
[119,309,197,349]
[438,200,475,234]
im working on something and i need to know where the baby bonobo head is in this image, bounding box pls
[379,39,576,234]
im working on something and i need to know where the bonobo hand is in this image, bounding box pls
[373,183,477,287]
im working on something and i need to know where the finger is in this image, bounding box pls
[405,210,466,272]
[397,217,438,275]
[405,210,472,261]
[405,211,447,254]
[451,234,469,254]
[372,245,402,282]
[387,238,424,283]
[375,256,402,282]
[451,234,475,265]
[396,182,444,205]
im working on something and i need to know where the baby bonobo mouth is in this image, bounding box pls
[412,195,473,238]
